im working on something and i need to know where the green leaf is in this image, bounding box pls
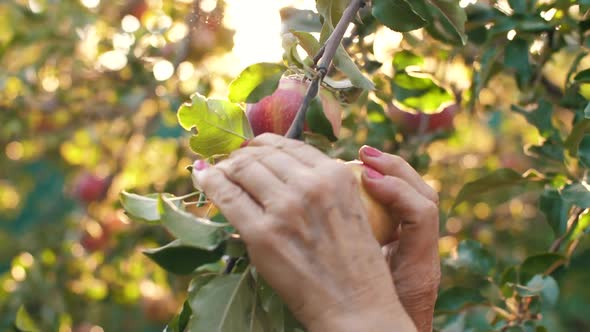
[372,0,427,32]
[306,96,337,141]
[574,68,590,84]
[570,211,590,240]
[564,119,590,157]
[505,38,532,88]
[520,253,565,283]
[392,72,454,113]
[187,270,259,332]
[165,300,193,332]
[508,0,526,14]
[291,31,321,58]
[518,275,559,307]
[228,63,286,103]
[561,182,590,208]
[15,305,40,332]
[392,50,424,72]
[332,46,376,90]
[452,169,542,210]
[511,101,556,139]
[426,0,469,45]
[119,191,181,224]
[158,195,228,250]
[446,240,496,276]
[143,239,224,275]
[539,189,571,237]
[435,287,486,313]
[178,93,253,158]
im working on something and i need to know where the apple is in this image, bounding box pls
[345,161,399,245]
[101,210,129,234]
[387,103,457,135]
[80,221,110,252]
[73,173,109,204]
[246,77,342,137]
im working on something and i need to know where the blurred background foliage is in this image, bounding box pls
[1,0,589,331]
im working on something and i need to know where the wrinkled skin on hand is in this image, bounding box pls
[359,146,441,332]
[196,133,438,331]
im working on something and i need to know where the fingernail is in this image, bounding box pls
[193,159,209,171]
[240,139,251,148]
[191,160,210,190]
[364,165,384,179]
[362,145,382,158]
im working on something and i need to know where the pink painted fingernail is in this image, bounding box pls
[240,139,251,148]
[193,159,209,171]
[362,145,382,158]
[364,165,384,179]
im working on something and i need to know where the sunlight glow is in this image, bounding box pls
[224,0,316,71]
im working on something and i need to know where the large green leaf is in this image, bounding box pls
[165,300,193,332]
[392,72,454,113]
[452,169,543,210]
[392,50,424,72]
[177,94,253,158]
[158,195,229,250]
[228,63,286,103]
[143,239,224,275]
[435,287,486,313]
[372,0,427,32]
[187,270,262,332]
[564,119,590,157]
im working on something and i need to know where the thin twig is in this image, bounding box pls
[285,0,365,139]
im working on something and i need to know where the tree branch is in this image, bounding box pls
[285,0,365,139]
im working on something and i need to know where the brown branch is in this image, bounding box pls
[285,0,366,139]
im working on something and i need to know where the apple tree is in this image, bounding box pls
[119,0,590,331]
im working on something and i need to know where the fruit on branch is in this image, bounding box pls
[246,77,342,137]
[387,103,457,135]
[345,161,399,245]
[141,293,178,323]
[73,173,109,204]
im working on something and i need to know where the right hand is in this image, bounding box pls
[359,145,441,332]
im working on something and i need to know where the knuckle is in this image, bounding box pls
[270,193,304,216]
[299,175,331,202]
[385,154,408,170]
[213,184,243,207]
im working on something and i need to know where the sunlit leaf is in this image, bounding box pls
[228,63,286,103]
[15,305,40,332]
[178,94,254,158]
[561,182,590,208]
[120,191,180,224]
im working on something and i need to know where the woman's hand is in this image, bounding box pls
[195,134,416,332]
[359,145,441,332]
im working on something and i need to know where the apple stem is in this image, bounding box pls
[285,0,366,139]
